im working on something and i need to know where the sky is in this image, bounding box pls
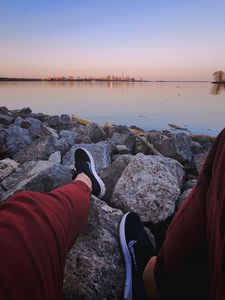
[0,0,225,81]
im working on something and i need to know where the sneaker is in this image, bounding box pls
[72,147,106,199]
[119,212,156,300]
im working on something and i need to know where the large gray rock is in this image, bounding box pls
[13,135,69,164]
[100,154,133,202]
[153,133,192,163]
[0,160,72,201]
[0,158,20,181]
[189,134,215,152]
[5,126,33,157]
[14,116,59,139]
[193,152,208,174]
[103,124,129,138]
[63,196,124,300]
[49,151,62,164]
[111,132,135,152]
[59,130,79,146]
[0,114,14,125]
[62,142,111,173]
[111,153,185,223]
[84,123,106,143]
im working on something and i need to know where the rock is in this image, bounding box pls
[103,124,130,138]
[71,114,91,126]
[0,160,72,201]
[111,132,135,152]
[168,123,188,131]
[13,135,69,164]
[193,152,208,174]
[0,114,14,125]
[49,151,61,164]
[115,144,130,154]
[100,154,133,201]
[59,130,79,146]
[181,179,197,192]
[0,106,9,114]
[11,107,32,118]
[134,140,150,155]
[43,126,59,139]
[0,129,8,159]
[189,134,215,152]
[176,188,192,210]
[60,114,71,123]
[5,126,33,157]
[84,123,106,143]
[62,142,111,173]
[44,115,77,131]
[75,134,91,144]
[146,131,167,145]
[153,133,192,163]
[0,158,20,181]
[191,141,204,155]
[110,153,185,223]
[14,117,49,139]
[63,196,124,300]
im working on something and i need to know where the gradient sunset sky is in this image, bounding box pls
[1,0,225,81]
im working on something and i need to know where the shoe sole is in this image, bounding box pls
[119,212,133,300]
[75,147,106,199]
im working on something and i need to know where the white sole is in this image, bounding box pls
[119,212,132,300]
[75,147,106,199]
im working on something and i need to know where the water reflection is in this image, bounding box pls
[46,80,137,89]
[210,83,225,95]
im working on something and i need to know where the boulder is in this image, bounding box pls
[11,107,32,118]
[100,154,133,202]
[59,130,79,146]
[0,129,8,159]
[134,140,150,155]
[14,117,49,139]
[153,133,192,163]
[193,152,208,174]
[191,141,204,155]
[13,135,69,164]
[0,160,72,202]
[44,115,77,131]
[115,144,130,154]
[0,106,9,115]
[111,132,135,152]
[181,179,197,192]
[84,123,106,143]
[103,123,129,138]
[75,134,91,144]
[0,158,20,181]
[110,153,185,223]
[176,188,192,210]
[62,142,111,173]
[189,134,215,152]
[49,151,62,164]
[4,126,33,157]
[0,114,14,125]
[63,196,124,300]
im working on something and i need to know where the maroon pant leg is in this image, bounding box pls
[154,128,225,300]
[0,180,90,300]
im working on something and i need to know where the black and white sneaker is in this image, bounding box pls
[72,147,106,199]
[119,212,156,300]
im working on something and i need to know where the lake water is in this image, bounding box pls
[0,81,224,136]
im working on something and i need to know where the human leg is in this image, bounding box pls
[0,147,106,299]
[143,128,225,300]
[0,179,90,299]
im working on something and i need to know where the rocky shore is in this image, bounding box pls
[0,106,215,299]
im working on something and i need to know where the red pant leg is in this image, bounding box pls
[154,128,225,300]
[0,180,90,300]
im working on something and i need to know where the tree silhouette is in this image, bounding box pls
[213,70,224,82]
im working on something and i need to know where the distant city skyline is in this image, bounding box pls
[1,0,225,81]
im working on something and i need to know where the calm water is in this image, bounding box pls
[0,81,224,136]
